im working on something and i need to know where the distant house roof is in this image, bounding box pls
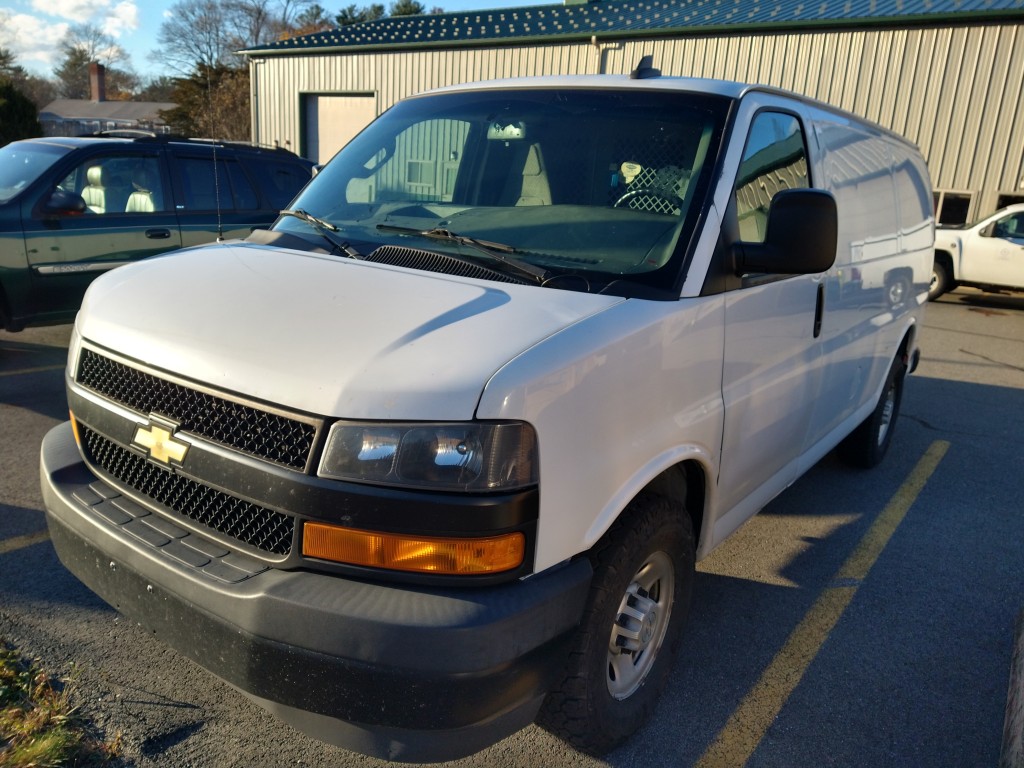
[242,0,1024,56]
[40,100,176,124]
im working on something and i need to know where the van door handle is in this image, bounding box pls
[813,283,825,338]
[145,228,172,239]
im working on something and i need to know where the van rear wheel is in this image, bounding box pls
[838,352,906,468]
[537,495,694,755]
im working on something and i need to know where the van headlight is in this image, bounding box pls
[319,421,537,491]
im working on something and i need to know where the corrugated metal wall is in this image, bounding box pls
[251,21,1024,217]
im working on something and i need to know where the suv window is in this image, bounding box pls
[734,112,809,243]
[178,156,259,211]
[240,157,311,210]
[0,142,69,204]
[59,153,168,214]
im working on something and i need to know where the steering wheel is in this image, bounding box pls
[612,188,683,212]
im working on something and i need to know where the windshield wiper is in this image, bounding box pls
[375,224,549,284]
[280,209,363,260]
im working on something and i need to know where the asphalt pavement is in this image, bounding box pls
[2,287,1022,767]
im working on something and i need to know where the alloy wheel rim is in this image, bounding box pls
[606,551,674,700]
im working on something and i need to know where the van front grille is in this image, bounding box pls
[80,426,294,556]
[76,348,316,471]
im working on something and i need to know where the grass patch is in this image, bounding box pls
[0,640,118,767]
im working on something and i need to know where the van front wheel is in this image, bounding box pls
[538,495,694,755]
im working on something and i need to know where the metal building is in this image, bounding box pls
[242,0,1024,224]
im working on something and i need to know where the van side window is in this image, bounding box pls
[734,112,809,243]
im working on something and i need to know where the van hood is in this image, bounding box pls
[76,242,623,419]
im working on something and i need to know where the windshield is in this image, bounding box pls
[275,88,730,294]
[0,142,70,205]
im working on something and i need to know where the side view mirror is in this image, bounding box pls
[736,188,838,275]
[980,222,996,238]
[44,189,88,215]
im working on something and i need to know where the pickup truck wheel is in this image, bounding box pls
[929,261,950,301]
[838,352,906,468]
[538,495,694,755]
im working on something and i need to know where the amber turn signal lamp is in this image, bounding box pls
[70,411,81,445]
[302,522,525,575]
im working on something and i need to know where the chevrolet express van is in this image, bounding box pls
[41,61,933,762]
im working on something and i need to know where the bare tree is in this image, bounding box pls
[157,0,237,73]
[58,23,129,68]
[54,25,137,99]
[225,0,317,46]
[158,0,319,73]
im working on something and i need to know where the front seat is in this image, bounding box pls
[125,169,157,213]
[516,144,552,206]
[81,166,106,214]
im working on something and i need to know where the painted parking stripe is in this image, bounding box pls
[696,439,951,768]
[0,530,51,555]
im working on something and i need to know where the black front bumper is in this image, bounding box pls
[41,422,592,762]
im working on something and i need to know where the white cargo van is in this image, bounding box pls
[41,60,933,762]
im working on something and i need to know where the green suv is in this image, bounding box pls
[0,135,314,331]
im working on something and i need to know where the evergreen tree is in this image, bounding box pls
[335,4,386,25]
[390,0,425,16]
[292,3,334,34]
[0,80,43,146]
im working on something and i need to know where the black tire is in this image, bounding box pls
[537,494,695,755]
[929,260,950,301]
[838,352,906,469]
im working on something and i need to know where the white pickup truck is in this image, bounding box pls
[931,203,1024,299]
[41,62,933,762]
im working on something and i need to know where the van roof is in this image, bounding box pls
[420,71,923,149]
[423,73,752,99]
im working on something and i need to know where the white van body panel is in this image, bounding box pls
[477,296,726,570]
[76,243,624,420]
[477,88,932,572]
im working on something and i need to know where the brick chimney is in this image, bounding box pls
[89,62,106,102]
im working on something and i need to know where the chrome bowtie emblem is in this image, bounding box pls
[132,415,189,467]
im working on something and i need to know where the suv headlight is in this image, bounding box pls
[319,421,537,491]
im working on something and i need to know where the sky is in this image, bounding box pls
[0,0,544,82]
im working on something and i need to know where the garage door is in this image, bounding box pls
[304,94,377,165]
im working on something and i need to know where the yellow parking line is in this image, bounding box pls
[0,530,51,555]
[0,364,66,378]
[696,440,950,768]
